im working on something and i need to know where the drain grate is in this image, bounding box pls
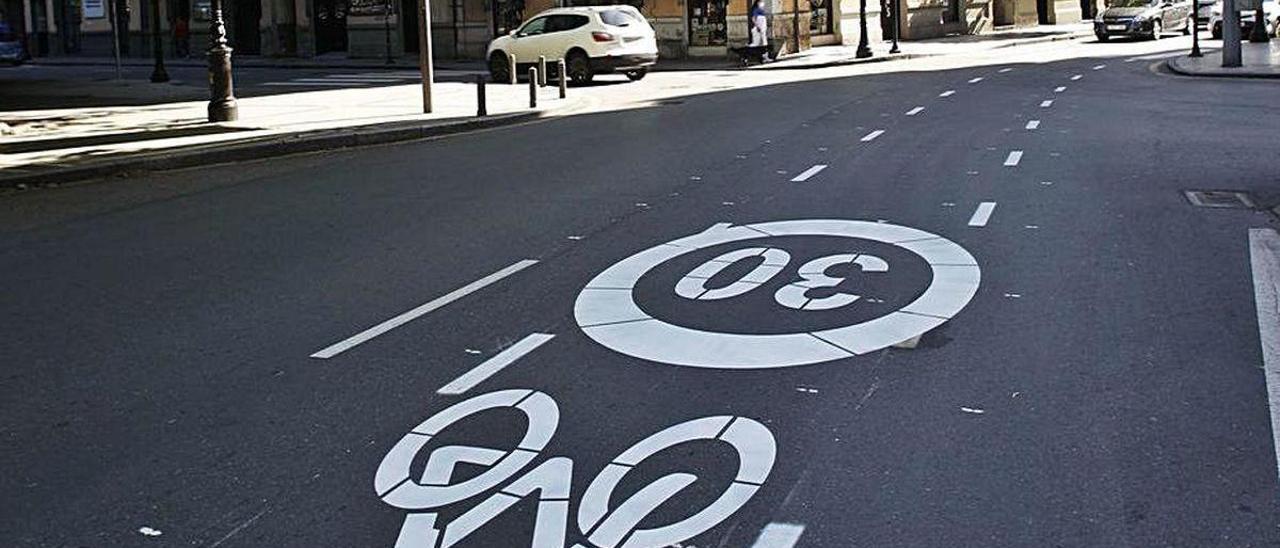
[1184,190,1256,209]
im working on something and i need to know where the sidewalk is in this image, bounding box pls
[0,23,1093,188]
[0,80,577,187]
[1166,41,1280,78]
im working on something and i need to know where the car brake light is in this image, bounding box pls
[592,31,616,42]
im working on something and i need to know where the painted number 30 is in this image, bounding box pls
[674,247,889,311]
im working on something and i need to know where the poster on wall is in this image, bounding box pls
[348,0,394,17]
[83,0,105,19]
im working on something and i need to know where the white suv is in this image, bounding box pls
[486,6,659,84]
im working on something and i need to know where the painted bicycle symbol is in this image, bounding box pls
[375,389,777,548]
[574,219,982,369]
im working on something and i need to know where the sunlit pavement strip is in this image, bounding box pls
[861,130,886,142]
[1248,228,1280,479]
[905,106,925,116]
[437,333,555,395]
[1004,151,1023,166]
[1026,120,1040,130]
[791,164,828,182]
[968,202,997,227]
[1040,100,1054,108]
[310,259,539,359]
[750,523,806,548]
[939,90,956,97]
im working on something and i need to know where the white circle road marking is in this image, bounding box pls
[574,220,981,369]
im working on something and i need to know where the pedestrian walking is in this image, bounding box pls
[749,0,769,48]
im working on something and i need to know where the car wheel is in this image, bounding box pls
[624,68,648,81]
[1212,21,1222,38]
[1151,19,1162,39]
[488,52,511,83]
[566,50,593,85]
[1097,32,1110,42]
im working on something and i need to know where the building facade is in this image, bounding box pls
[8,0,1099,61]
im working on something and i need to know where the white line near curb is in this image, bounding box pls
[1026,120,1040,130]
[968,202,997,227]
[906,106,925,116]
[751,523,806,548]
[1004,150,1023,166]
[939,90,956,97]
[968,77,984,83]
[310,259,539,359]
[1054,86,1067,93]
[791,164,828,182]
[1040,100,1054,108]
[861,130,886,142]
[437,333,556,395]
[1249,228,1280,480]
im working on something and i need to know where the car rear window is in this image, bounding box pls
[599,9,642,26]
[547,14,590,32]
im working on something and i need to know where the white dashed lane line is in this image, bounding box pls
[437,333,556,395]
[1004,150,1024,166]
[1071,74,1083,81]
[999,67,1014,73]
[905,106,925,116]
[1040,100,1054,108]
[968,77,985,84]
[968,202,997,227]
[1054,86,1067,93]
[1093,64,1107,70]
[861,130,886,142]
[939,90,956,97]
[1025,120,1040,130]
[310,259,539,359]
[791,164,828,182]
[751,523,806,548]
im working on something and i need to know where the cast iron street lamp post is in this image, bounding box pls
[149,0,169,82]
[888,0,900,54]
[207,0,239,121]
[856,0,872,58]
[384,0,394,64]
[1190,0,1202,56]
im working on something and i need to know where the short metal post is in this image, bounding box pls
[528,67,538,108]
[508,54,517,85]
[538,56,548,87]
[557,59,567,99]
[476,74,487,117]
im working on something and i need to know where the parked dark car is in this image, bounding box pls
[1094,0,1194,40]
[0,22,29,65]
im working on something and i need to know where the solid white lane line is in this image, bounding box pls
[1004,150,1023,166]
[751,523,806,548]
[939,90,956,97]
[1054,86,1067,92]
[1040,100,1054,108]
[968,202,997,227]
[791,164,828,182]
[905,106,925,116]
[1026,120,1040,130]
[1249,228,1280,479]
[310,259,539,359]
[861,130,886,142]
[437,333,555,395]
[968,77,984,83]
[1071,74,1083,80]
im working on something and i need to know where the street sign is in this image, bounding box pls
[83,0,105,19]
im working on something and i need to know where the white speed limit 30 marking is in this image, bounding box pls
[574,219,981,369]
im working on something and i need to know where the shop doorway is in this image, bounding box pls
[230,0,260,54]
[687,0,726,46]
[315,0,347,53]
[1036,0,1049,24]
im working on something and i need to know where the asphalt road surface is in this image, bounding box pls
[4,39,1280,547]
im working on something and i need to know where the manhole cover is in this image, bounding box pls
[1184,190,1256,209]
